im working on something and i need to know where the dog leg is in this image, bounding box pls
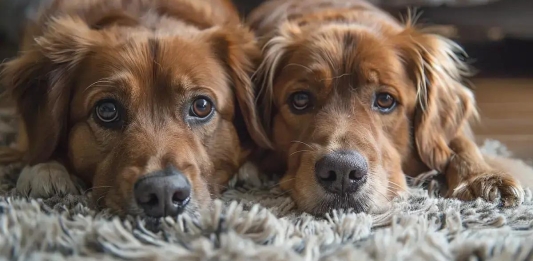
[16,161,82,198]
[445,134,524,207]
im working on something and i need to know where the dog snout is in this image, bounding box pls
[315,150,368,194]
[134,166,191,218]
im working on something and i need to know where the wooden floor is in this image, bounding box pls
[471,78,533,161]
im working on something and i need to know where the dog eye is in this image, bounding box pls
[290,91,312,111]
[189,97,214,118]
[374,92,397,113]
[94,99,122,127]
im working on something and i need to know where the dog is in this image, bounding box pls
[0,0,271,218]
[248,0,525,215]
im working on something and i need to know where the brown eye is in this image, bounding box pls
[374,92,397,113]
[94,99,124,129]
[190,97,213,118]
[290,91,311,111]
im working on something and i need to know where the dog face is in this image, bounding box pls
[253,5,475,215]
[2,14,270,217]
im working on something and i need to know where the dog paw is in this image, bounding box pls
[451,172,524,207]
[16,161,82,198]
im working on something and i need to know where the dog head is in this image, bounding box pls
[254,10,476,215]
[1,8,270,217]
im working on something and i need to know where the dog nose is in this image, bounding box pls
[315,150,368,194]
[134,166,191,218]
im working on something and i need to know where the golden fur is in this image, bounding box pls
[0,0,271,216]
[249,0,524,215]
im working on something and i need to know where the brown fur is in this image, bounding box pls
[249,0,523,215]
[0,0,271,216]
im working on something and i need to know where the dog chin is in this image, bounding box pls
[141,200,201,220]
[304,191,390,216]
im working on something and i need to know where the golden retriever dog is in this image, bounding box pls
[0,0,271,218]
[248,0,524,215]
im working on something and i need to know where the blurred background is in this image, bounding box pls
[0,0,532,160]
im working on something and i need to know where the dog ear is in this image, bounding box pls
[1,17,101,165]
[253,23,302,136]
[397,26,478,172]
[202,25,273,149]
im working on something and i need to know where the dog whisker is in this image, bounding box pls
[96,195,107,208]
[387,182,411,195]
[268,177,296,189]
[283,63,314,73]
[289,149,313,157]
[290,140,316,150]
[386,183,404,190]
[276,189,293,197]
[319,72,352,82]
[83,185,113,194]
[385,186,404,198]
[374,189,391,202]
[207,182,229,190]
[384,188,400,197]
[84,78,113,92]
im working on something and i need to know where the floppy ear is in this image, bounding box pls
[253,22,302,135]
[397,26,478,172]
[202,25,273,149]
[1,17,100,165]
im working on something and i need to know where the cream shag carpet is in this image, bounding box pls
[1,108,533,261]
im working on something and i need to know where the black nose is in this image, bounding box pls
[315,150,368,194]
[134,166,191,218]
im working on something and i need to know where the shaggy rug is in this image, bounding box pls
[1,108,533,261]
